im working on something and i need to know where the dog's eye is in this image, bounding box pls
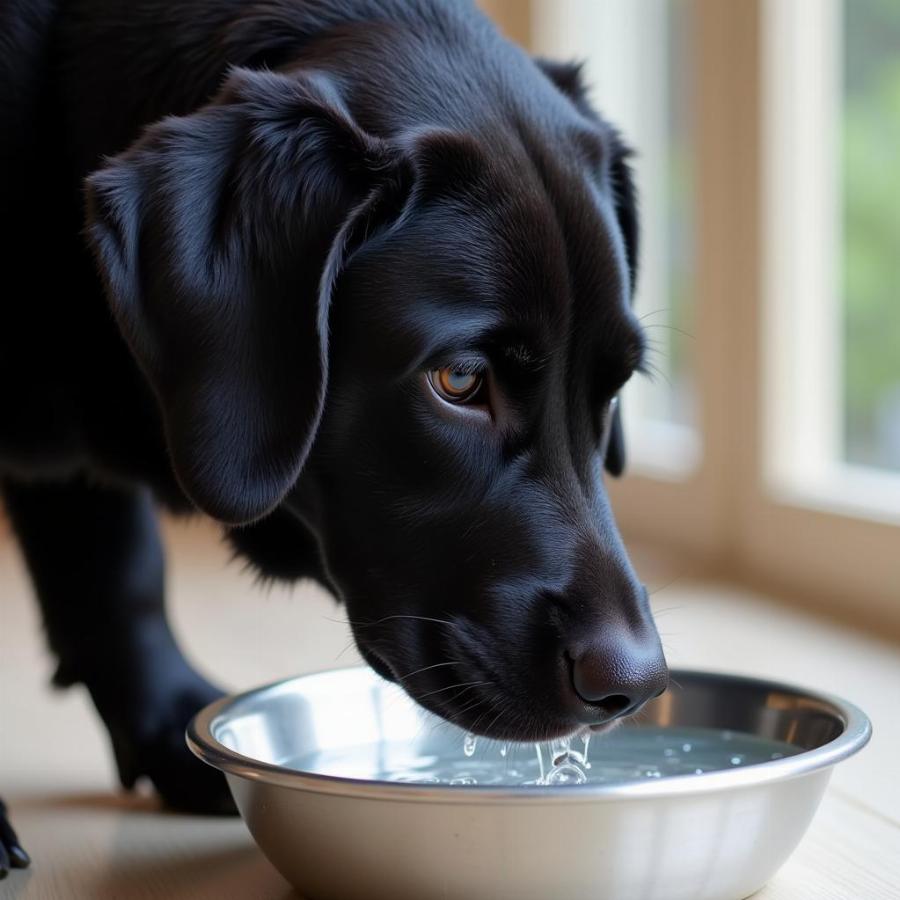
[429,367,483,404]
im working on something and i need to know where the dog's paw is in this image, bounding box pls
[103,673,237,816]
[0,798,30,879]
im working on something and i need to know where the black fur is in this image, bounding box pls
[0,0,666,870]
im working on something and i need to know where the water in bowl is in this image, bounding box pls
[285,725,800,787]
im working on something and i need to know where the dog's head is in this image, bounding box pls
[86,59,666,742]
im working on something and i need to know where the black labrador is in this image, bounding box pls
[0,0,667,874]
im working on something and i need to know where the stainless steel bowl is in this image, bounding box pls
[188,666,870,900]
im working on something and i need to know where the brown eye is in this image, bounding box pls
[429,367,483,404]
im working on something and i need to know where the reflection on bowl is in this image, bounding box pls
[188,667,870,900]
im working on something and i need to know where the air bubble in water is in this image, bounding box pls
[694,768,704,775]
[550,737,571,762]
[730,755,743,766]
[545,763,588,785]
[770,752,783,760]
[463,732,478,757]
[682,743,692,753]
[499,743,508,758]
[581,733,592,768]
[450,774,478,785]
[663,748,676,757]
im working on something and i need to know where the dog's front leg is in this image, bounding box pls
[2,477,234,815]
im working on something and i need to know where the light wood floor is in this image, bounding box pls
[1,517,898,899]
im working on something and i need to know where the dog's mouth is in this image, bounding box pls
[355,637,588,743]
[352,611,660,745]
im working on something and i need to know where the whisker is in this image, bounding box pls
[415,680,489,701]
[651,605,684,619]
[423,696,489,740]
[466,706,493,739]
[396,660,460,683]
[637,307,671,322]
[370,614,456,628]
[322,613,456,630]
[455,693,490,716]
[480,707,506,740]
[648,575,686,596]
[642,322,696,340]
[334,638,359,661]
[642,359,673,388]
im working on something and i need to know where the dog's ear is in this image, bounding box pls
[605,140,637,477]
[606,138,639,299]
[537,58,638,477]
[536,58,640,293]
[604,398,626,477]
[534,59,593,112]
[85,68,401,524]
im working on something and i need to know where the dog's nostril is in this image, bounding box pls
[570,652,624,706]
[568,644,667,721]
[594,693,630,717]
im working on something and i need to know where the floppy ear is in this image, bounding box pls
[604,399,626,477]
[536,58,638,477]
[85,67,400,524]
[535,58,640,292]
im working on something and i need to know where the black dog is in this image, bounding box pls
[0,0,667,874]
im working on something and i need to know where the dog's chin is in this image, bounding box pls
[357,650,625,743]
[588,717,624,736]
[358,644,398,684]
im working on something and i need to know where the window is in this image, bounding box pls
[484,0,899,628]
[841,1,900,475]
[763,0,900,523]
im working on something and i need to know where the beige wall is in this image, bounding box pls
[477,0,532,48]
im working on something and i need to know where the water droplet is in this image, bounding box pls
[545,763,587,785]
[499,743,508,758]
[730,755,743,766]
[534,743,546,783]
[694,768,704,775]
[463,732,477,757]
[681,743,692,753]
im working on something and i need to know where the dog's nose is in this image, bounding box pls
[568,640,668,722]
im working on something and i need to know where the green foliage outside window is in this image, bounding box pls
[842,0,900,470]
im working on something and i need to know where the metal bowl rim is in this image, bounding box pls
[187,665,871,804]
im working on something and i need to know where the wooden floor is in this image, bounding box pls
[1,517,898,899]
